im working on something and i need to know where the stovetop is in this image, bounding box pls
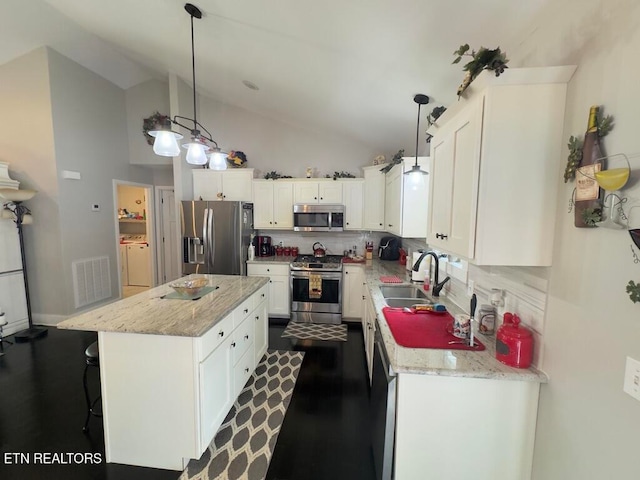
[290,254,344,271]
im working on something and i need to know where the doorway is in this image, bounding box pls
[155,186,180,284]
[114,181,155,298]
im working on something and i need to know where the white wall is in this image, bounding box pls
[502,1,640,478]
[0,47,66,316]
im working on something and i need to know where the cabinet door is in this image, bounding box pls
[343,181,364,230]
[222,170,253,201]
[193,170,223,200]
[269,275,290,317]
[253,303,268,362]
[384,168,402,236]
[364,298,376,382]
[428,98,483,257]
[294,182,319,203]
[253,181,274,228]
[342,265,364,319]
[363,167,386,230]
[319,182,343,203]
[199,334,233,449]
[272,182,294,228]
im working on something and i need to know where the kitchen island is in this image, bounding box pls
[58,274,269,470]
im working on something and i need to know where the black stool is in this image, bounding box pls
[82,341,102,432]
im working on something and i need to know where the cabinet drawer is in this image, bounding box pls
[253,284,268,310]
[197,313,234,362]
[233,297,253,329]
[234,346,255,395]
[247,263,289,277]
[232,317,253,365]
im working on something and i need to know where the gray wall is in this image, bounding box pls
[501,1,640,478]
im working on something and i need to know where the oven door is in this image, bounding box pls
[290,270,342,315]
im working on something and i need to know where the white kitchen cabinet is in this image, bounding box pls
[342,179,364,230]
[362,164,386,231]
[99,286,267,470]
[383,158,429,238]
[192,169,254,201]
[426,66,576,266]
[252,180,294,229]
[342,264,365,320]
[394,373,539,480]
[247,263,290,317]
[126,244,151,286]
[362,291,376,382]
[293,180,343,204]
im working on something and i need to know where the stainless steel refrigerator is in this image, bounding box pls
[181,201,254,276]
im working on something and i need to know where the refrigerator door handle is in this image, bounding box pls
[202,207,209,269]
[209,208,216,271]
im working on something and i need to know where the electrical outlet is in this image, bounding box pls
[467,280,475,296]
[623,356,640,402]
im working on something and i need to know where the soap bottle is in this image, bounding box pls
[248,235,255,261]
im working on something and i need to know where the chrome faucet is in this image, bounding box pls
[412,251,451,297]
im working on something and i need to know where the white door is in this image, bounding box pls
[384,168,402,236]
[293,182,319,203]
[252,181,274,229]
[272,182,294,228]
[269,276,290,317]
[363,167,386,230]
[342,265,364,319]
[193,171,223,200]
[221,170,253,201]
[343,181,364,230]
[318,182,343,203]
[159,188,180,283]
[428,132,455,250]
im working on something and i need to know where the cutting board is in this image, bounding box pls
[382,307,485,351]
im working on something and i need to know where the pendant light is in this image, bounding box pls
[149,3,224,166]
[404,94,430,189]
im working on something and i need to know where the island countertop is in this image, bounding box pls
[57,275,269,337]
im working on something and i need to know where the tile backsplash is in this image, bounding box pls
[257,230,387,256]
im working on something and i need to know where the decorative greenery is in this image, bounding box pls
[379,150,405,174]
[263,171,292,180]
[142,111,170,146]
[426,106,447,127]
[227,150,247,168]
[627,281,640,303]
[582,206,602,226]
[326,171,356,180]
[563,111,615,182]
[453,44,509,96]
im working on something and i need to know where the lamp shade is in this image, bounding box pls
[406,168,426,191]
[150,130,182,157]
[208,151,228,170]
[183,140,210,165]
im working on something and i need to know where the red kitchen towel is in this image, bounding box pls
[379,276,403,283]
[382,307,485,350]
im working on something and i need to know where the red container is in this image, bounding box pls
[275,246,283,256]
[283,246,291,256]
[291,247,299,257]
[495,313,533,368]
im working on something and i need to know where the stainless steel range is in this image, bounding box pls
[290,254,343,324]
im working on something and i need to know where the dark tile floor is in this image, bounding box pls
[0,322,375,480]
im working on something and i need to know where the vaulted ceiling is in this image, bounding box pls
[1,0,551,153]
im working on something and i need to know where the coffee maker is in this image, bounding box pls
[255,235,273,257]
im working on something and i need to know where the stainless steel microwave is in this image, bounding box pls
[293,204,344,232]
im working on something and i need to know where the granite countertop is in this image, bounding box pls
[57,275,269,337]
[358,259,547,383]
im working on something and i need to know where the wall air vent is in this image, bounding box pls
[72,256,111,309]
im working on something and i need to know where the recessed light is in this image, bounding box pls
[242,80,259,91]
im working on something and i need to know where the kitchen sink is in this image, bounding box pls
[384,298,432,308]
[379,285,434,308]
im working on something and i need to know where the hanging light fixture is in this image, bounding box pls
[149,3,224,166]
[404,94,430,190]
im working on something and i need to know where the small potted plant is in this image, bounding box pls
[453,44,509,96]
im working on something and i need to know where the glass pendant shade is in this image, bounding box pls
[406,166,427,190]
[150,129,182,157]
[183,138,210,165]
[209,150,228,170]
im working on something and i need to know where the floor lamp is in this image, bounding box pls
[0,188,48,342]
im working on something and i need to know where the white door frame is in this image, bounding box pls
[112,180,156,298]
[154,185,179,284]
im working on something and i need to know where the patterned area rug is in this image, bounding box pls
[180,350,304,480]
[281,322,348,342]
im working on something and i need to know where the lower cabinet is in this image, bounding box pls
[342,264,365,320]
[99,283,269,470]
[362,292,376,382]
[247,263,290,317]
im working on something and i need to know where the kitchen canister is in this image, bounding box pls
[478,304,496,335]
[495,313,533,368]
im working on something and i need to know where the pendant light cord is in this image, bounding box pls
[190,12,198,132]
[415,102,422,167]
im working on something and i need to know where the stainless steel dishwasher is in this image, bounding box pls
[371,326,397,480]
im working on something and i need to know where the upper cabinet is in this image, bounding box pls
[252,180,294,229]
[362,164,386,231]
[293,181,343,204]
[426,66,576,266]
[342,179,364,230]
[384,157,430,238]
[193,169,254,202]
